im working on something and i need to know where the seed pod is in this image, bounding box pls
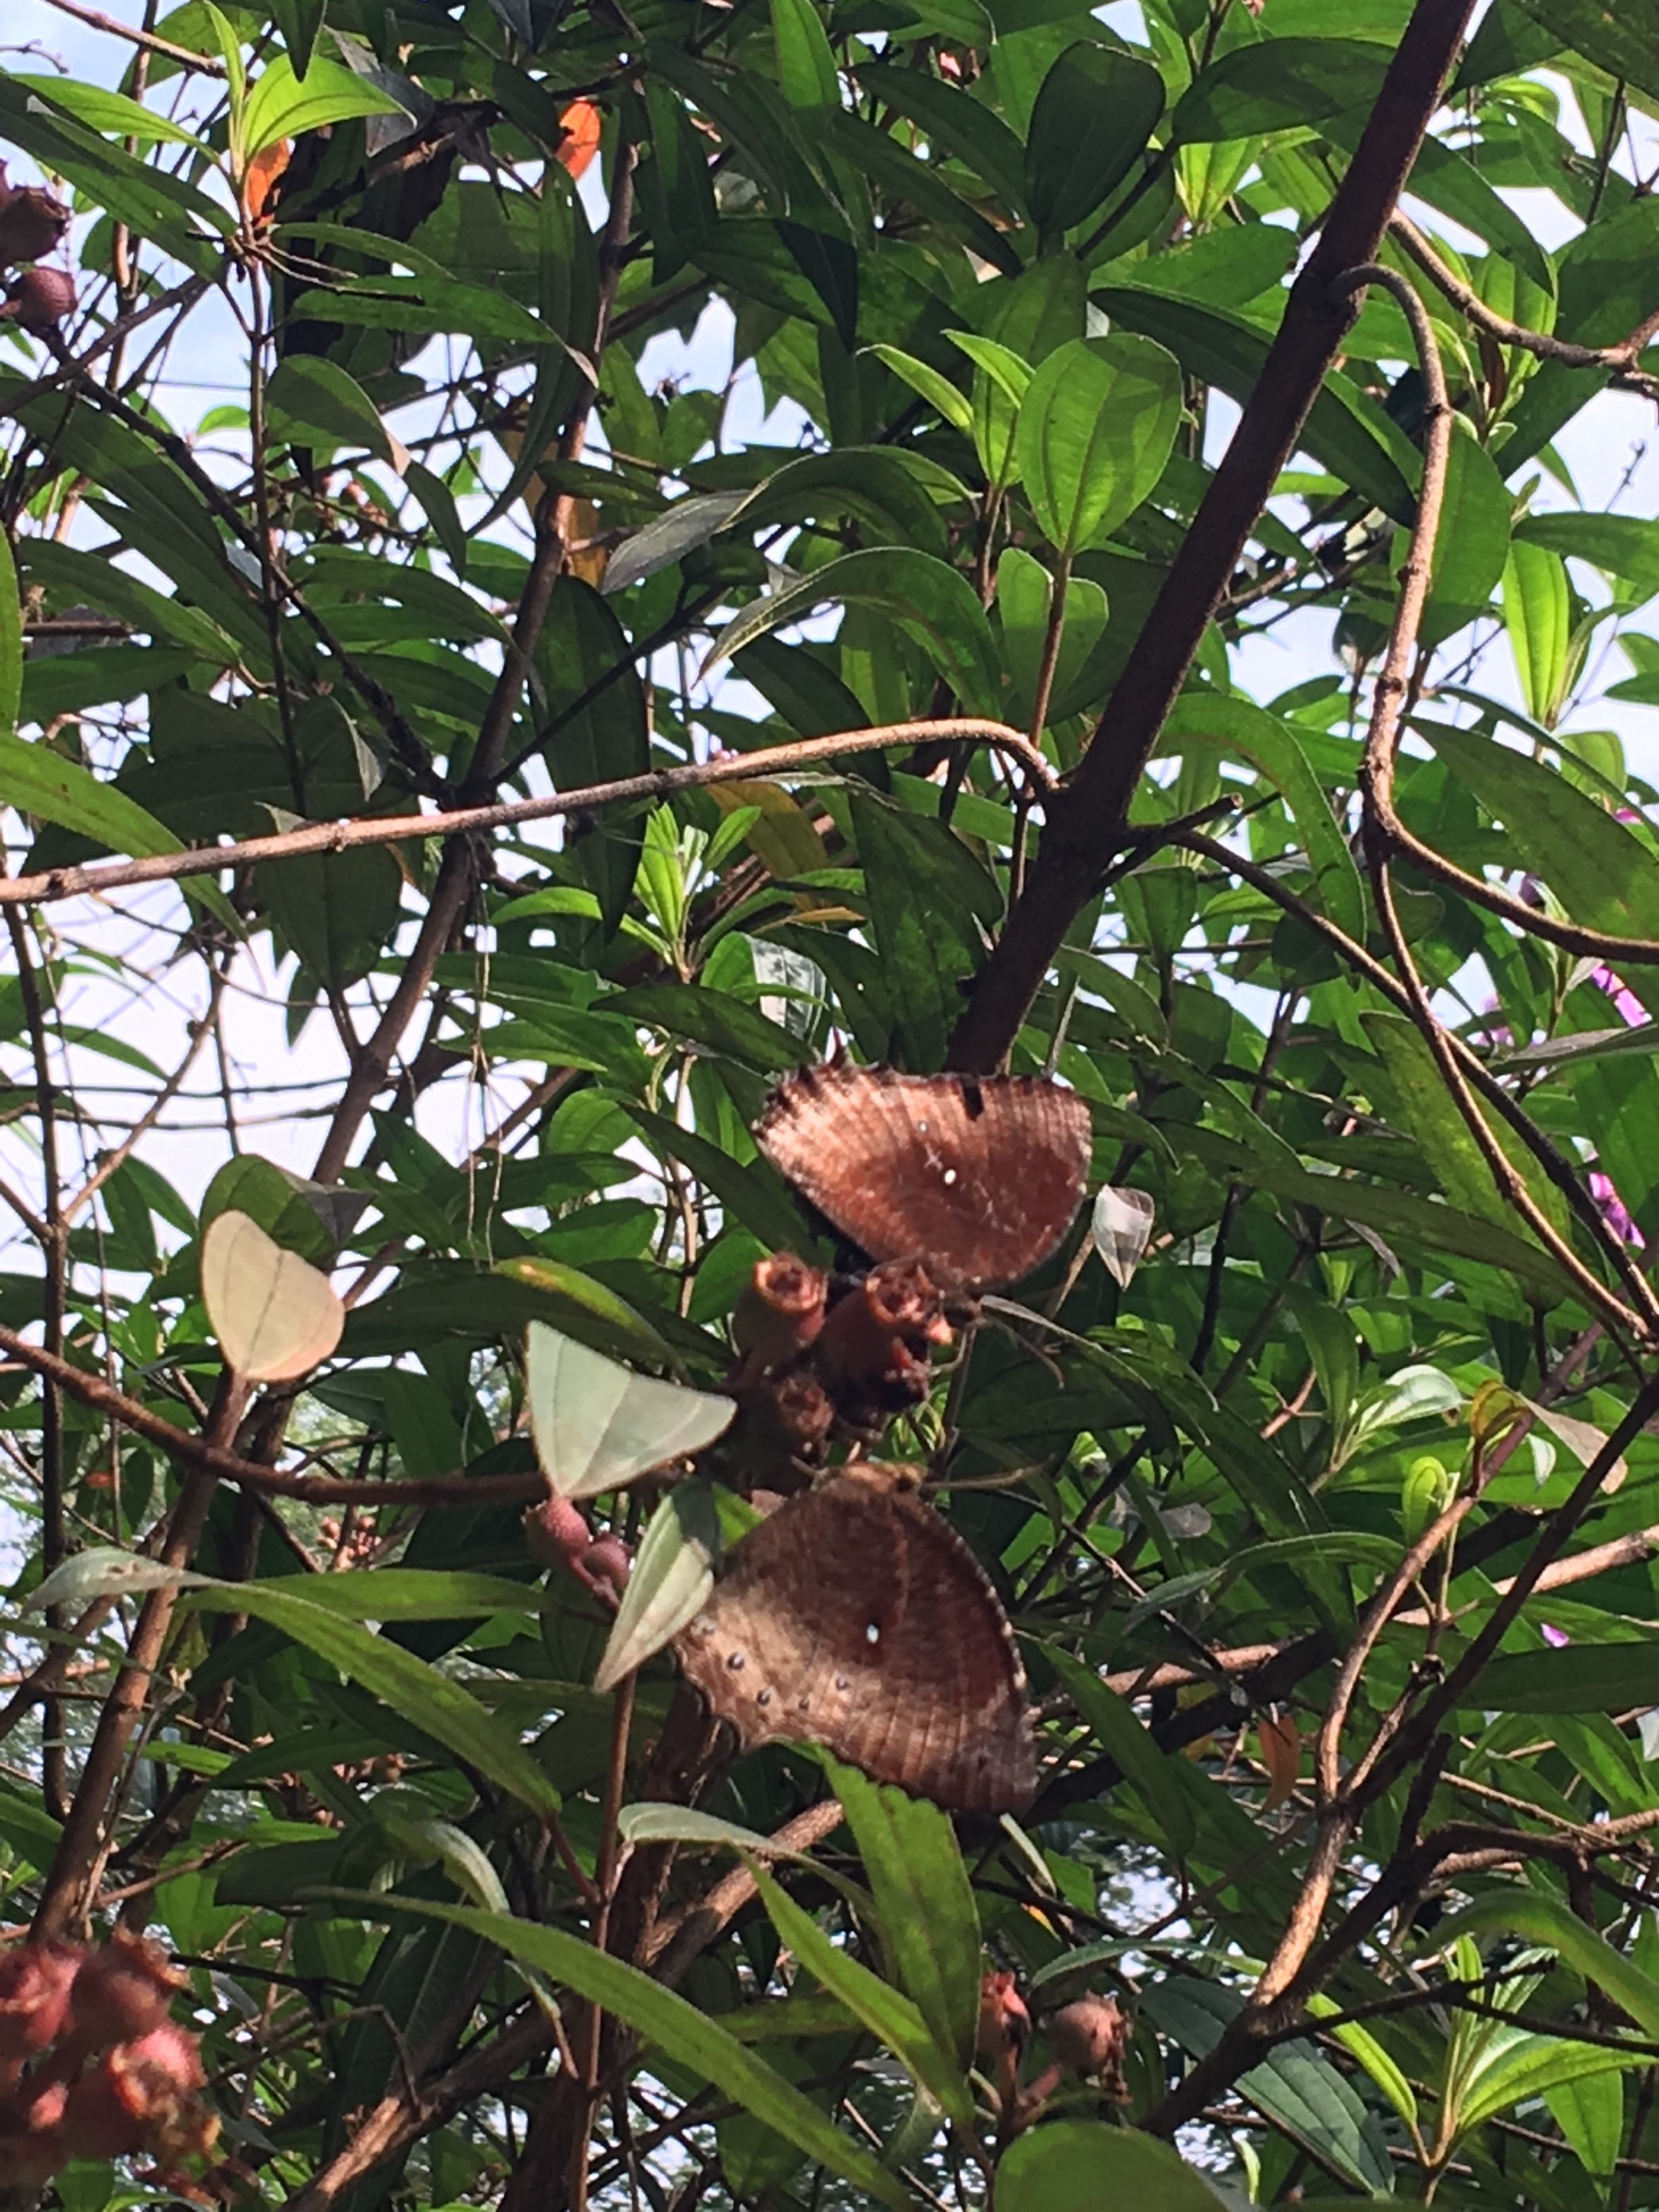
[1050,1993,1130,2097]
[732,1252,827,1374]
[68,1930,187,2053]
[1,266,76,331]
[0,167,71,268]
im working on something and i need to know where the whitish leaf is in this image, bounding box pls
[25,1548,208,1614]
[1092,1184,1155,1286]
[525,1322,734,1501]
[201,1209,345,1383]
[594,1482,721,1693]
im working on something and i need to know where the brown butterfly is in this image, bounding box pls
[754,1062,1091,1291]
[675,1467,1035,1813]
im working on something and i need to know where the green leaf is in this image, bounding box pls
[1465,1641,1659,1714]
[594,1482,721,1693]
[1158,694,1365,942]
[336,1889,910,2208]
[997,2121,1232,2210]
[239,51,405,163]
[770,0,839,114]
[622,1106,815,1256]
[1015,335,1182,556]
[1421,424,1512,644]
[244,1570,540,1620]
[9,72,211,150]
[868,344,973,435]
[1172,36,1390,143]
[1545,2062,1626,2176]
[533,578,649,940]
[1502,199,1659,467]
[602,983,802,1071]
[855,61,1029,216]
[826,1759,981,2073]
[185,1584,560,1814]
[1047,1648,1198,1857]
[266,357,405,470]
[1437,1894,1659,2042]
[1418,721,1659,944]
[851,791,1002,1068]
[1501,539,1571,725]
[1095,286,1419,522]
[1517,510,1659,602]
[706,547,1002,713]
[260,846,404,989]
[1,730,246,942]
[1508,0,1659,104]
[1024,43,1165,235]
[272,0,326,75]
[1305,1993,1418,2133]
[746,1857,974,2131]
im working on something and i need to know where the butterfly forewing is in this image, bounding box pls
[754,1064,1091,1290]
[675,1472,1035,1813]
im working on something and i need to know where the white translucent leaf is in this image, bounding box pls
[594,1484,721,1694]
[25,1548,210,1613]
[201,1210,345,1383]
[526,1322,735,1500]
[1092,1184,1155,1287]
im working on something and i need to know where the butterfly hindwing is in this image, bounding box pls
[676,1472,1035,1813]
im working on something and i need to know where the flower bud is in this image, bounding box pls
[69,1929,187,2053]
[732,1252,827,1374]
[0,1940,81,2065]
[580,1534,631,1592]
[1051,1993,1128,2095]
[523,1494,591,1573]
[817,1263,949,1421]
[1,266,76,331]
[0,166,71,268]
[977,1969,1029,2062]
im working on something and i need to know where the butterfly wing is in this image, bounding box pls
[676,1475,1035,1813]
[201,1211,345,1384]
[526,1323,735,1499]
[755,1065,1091,1290]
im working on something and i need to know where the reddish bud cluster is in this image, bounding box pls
[975,1972,1130,2131]
[0,163,74,333]
[523,1495,631,1599]
[0,1931,218,2188]
[726,1251,955,1486]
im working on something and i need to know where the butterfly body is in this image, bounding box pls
[675,1469,1035,1814]
[754,1062,1091,1293]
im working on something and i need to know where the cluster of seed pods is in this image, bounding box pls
[0,163,75,334]
[724,1250,956,1489]
[0,1929,217,2191]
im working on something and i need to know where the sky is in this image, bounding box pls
[3,0,1659,1238]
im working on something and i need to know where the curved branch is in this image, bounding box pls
[0,1323,542,1506]
[0,719,1052,911]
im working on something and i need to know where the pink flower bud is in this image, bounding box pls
[70,1929,187,2052]
[0,1940,81,2064]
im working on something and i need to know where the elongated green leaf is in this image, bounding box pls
[747,1858,974,2131]
[1172,36,1389,143]
[1095,286,1419,522]
[770,0,838,112]
[242,1571,540,1620]
[1421,424,1512,644]
[240,52,404,162]
[827,1760,980,2073]
[593,1482,721,1693]
[1464,1641,1659,1714]
[1419,722,1659,945]
[1545,2062,1626,2176]
[1025,43,1164,235]
[328,1892,911,2208]
[1508,0,1659,103]
[1046,1649,1197,1858]
[1502,539,1571,725]
[186,1584,560,1814]
[706,546,1001,712]
[1158,694,1364,941]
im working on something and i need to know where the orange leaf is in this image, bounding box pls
[1259,1713,1301,1810]
[556,100,602,182]
[241,137,291,226]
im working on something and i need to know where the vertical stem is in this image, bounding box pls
[4,903,67,1816]
[32,1371,249,1941]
